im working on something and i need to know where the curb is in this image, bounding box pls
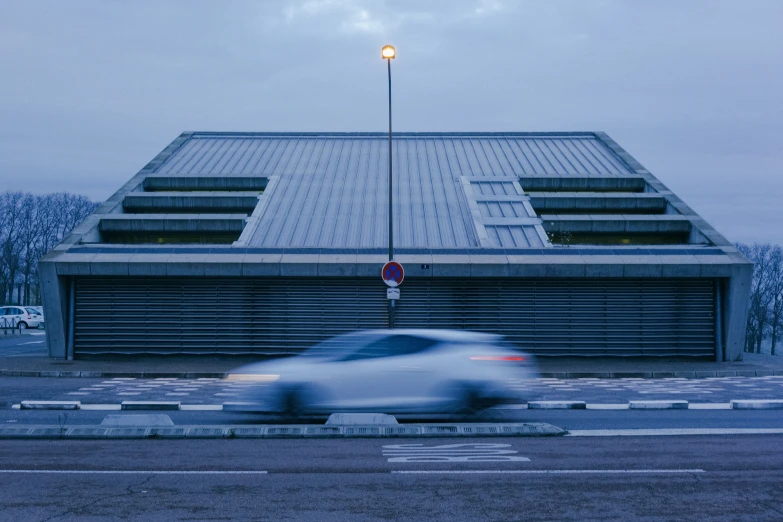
[20,401,81,410]
[730,400,783,410]
[629,400,688,410]
[14,400,782,411]
[0,422,566,440]
[528,401,586,410]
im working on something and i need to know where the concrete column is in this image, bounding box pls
[723,263,753,361]
[38,261,68,359]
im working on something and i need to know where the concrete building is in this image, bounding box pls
[40,132,752,360]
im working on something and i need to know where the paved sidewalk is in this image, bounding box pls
[0,352,782,379]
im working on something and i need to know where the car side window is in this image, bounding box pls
[387,335,439,357]
[340,335,438,361]
[339,336,397,362]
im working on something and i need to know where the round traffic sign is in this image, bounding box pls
[382,261,404,288]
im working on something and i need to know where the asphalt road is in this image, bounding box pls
[0,331,47,357]
[1,435,781,521]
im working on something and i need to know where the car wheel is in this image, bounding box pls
[281,387,308,418]
[18,322,27,332]
[460,386,494,415]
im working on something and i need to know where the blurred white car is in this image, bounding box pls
[225,329,538,415]
[0,305,43,330]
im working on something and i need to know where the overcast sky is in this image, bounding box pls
[1,0,781,244]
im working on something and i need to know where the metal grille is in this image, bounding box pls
[74,278,387,355]
[74,277,715,356]
[394,279,715,356]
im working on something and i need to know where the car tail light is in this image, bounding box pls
[470,356,525,361]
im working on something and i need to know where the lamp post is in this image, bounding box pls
[382,45,395,263]
[382,45,396,327]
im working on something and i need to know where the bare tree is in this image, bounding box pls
[0,191,99,305]
[737,242,783,355]
[767,246,783,355]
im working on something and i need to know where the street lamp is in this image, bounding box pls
[382,45,395,262]
[382,45,396,326]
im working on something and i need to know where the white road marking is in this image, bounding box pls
[78,404,121,410]
[392,469,705,474]
[567,428,783,436]
[688,403,732,410]
[383,443,530,463]
[0,470,268,475]
[586,404,629,410]
[180,404,223,411]
[18,341,44,345]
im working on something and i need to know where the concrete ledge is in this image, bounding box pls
[326,413,398,425]
[528,401,587,410]
[101,414,174,426]
[20,401,81,410]
[629,400,688,410]
[731,400,783,410]
[0,423,566,439]
[121,401,181,411]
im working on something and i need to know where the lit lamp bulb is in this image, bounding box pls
[381,45,396,59]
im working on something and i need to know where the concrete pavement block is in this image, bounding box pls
[21,401,80,410]
[303,427,343,437]
[673,372,697,378]
[186,428,228,438]
[731,400,783,410]
[629,400,688,410]
[121,401,181,411]
[528,401,587,410]
[326,413,398,425]
[229,427,268,438]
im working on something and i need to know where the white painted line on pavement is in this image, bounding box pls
[0,470,268,475]
[567,428,783,437]
[688,403,732,410]
[19,341,44,345]
[586,404,629,410]
[180,404,223,411]
[392,469,705,474]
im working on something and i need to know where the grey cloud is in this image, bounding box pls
[0,0,780,243]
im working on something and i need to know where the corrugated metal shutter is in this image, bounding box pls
[75,277,715,357]
[74,277,387,355]
[395,279,715,356]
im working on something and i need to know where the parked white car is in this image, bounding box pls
[0,305,43,330]
[225,329,538,415]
